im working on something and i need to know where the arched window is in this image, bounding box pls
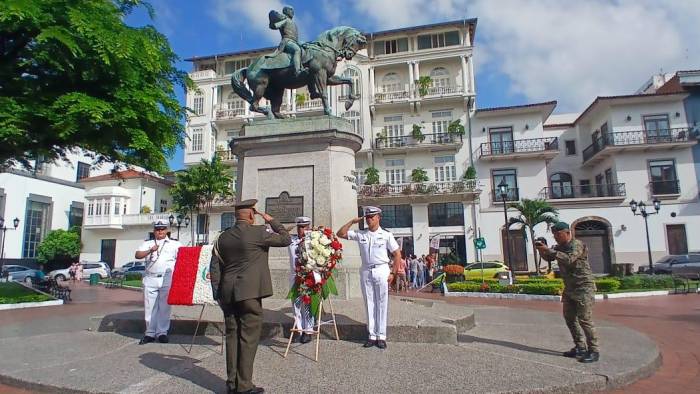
[221,212,234,230]
[550,173,573,199]
[430,67,450,90]
[381,72,401,93]
[342,110,361,136]
[341,68,361,97]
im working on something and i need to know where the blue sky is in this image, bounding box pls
[125,0,699,170]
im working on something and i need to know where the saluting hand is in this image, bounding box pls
[351,216,363,224]
[256,210,274,222]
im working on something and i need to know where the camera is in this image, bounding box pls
[534,237,547,247]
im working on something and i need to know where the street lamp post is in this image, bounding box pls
[168,214,189,241]
[629,198,661,273]
[497,179,512,272]
[0,217,21,274]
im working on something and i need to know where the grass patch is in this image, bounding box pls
[0,282,54,304]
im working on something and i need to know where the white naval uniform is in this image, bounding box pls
[347,227,400,341]
[137,236,181,337]
[288,234,315,333]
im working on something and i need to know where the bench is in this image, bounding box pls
[38,278,72,301]
[104,274,125,289]
[672,274,700,294]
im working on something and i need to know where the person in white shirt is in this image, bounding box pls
[337,206,401,349]
[134,219,181,344]
[288,216,315,344]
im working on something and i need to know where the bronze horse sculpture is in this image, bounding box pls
[231,26,367,119]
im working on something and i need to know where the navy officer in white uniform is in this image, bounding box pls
[288,216,315,344]
[134,219,181,344]
[337,206,401,349]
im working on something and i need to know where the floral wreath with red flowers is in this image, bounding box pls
[286,226,343,317]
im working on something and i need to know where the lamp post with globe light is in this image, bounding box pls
[629,198,660,274]
[0,217,21,274]
[168,214,190,241]
[497,179,512,272]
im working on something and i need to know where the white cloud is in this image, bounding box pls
[347,0,700,112]
[208,0,287,44]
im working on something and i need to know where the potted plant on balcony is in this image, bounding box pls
[411,167,429,183]
[411,124,426,144]
[140,205,152,214]
[364,167,380,185]
[295,92,306,107]
[447,119,465,142]
[375,131,387,148]
[416,76,432,97]
[463,165,477,180]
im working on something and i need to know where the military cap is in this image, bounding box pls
[295,216,311,226]
[363,206,382,216]
[153,219,169,229]
[234,199,258,210]
[551,221,570,232]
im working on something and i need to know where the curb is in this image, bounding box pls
[0,299,63,310]
[445,291,562,302]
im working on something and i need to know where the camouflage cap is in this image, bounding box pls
[551,221,570,232]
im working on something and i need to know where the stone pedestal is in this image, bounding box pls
[230,115,363,298]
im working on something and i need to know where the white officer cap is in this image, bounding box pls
[153,219,169,229]
[363,206,382,217]
[295,216,312,226]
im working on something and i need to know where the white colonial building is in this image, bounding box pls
[181,19,699,273]
[0,150,116,265]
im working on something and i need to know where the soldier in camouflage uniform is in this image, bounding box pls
[537,221,600,363]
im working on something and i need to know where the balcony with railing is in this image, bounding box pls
[582,128,695,165]
[357,179,480,204]
[215,105,246,121]
[84,212,174,229]
[479,137,559,160]
[650,180,680,197]
[374,133,463,151]
[419,84,465,99]
[295,99,323,112]
[491,188,519,203]
[374,84,411,104]
[215,150,237,164]
[539,183,626,203]
[188,69,216,80]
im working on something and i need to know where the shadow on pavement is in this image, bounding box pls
[458,334,563,356]
[139,352,226,393]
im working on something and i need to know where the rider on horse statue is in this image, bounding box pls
[268,6,305,77]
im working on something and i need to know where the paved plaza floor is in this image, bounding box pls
[0,284,695,393]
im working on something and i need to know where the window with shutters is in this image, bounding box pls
[191,128,204,152]
[373,38,408,55]
[381,73,402,93]
[434,155,456,182]
[417,31,460,50]
[385,159,405,185]
[341,68,361,97]
[342,111,361,135]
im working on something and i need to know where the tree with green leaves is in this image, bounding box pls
[36,228,81,271]
[507,199,559,273]
[171,157,234,244]
[0,0,191,173]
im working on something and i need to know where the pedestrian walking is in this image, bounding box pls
[209,199,291,394]
[537,221,599,363]
[337,206,401,349]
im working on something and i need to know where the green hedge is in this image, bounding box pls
[124,273,142,281]
[519,282,563,295]
[618,275,678,290]
[594,278,621,293]
[447,281,563,296]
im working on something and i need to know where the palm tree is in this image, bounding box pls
[507,199,559,274]
[171,156,234,244]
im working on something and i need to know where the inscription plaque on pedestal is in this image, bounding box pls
[265,192,304,223]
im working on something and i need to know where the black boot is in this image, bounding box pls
[579,351,600,363]
[562,347,586,358]
[363,339,376,348]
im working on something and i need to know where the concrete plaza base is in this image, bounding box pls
[0,299,660,393]
[98,297,475,345]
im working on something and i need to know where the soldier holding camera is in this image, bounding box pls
[536,221,599,363]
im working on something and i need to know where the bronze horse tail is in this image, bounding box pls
[231,67,253,104]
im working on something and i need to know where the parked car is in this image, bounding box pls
[1,265,42,283]
[463,261,510,280]
[651,254,700,274]
[49,262,111,281]
[114,261,145,274]
[670,254,700,279]
[120,265,145,278]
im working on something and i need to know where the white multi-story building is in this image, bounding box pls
[0,150,116,264]
[183,19,700,273]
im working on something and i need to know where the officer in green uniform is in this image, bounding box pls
[210,199,292,394]
[536,221,600,363]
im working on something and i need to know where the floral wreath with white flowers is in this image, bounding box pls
[287,227,343,317]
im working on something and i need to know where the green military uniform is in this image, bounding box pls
[210,200,291,393]
[540,234,599,354]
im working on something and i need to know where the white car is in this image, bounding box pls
[113,261,145,275]
[49,262,111,281]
